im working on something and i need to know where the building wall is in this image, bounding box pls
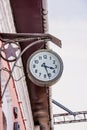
[0,0,34,130]
[9,1,52,130]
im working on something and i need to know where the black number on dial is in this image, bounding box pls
[43,55,47,59]
[35,60,39,64]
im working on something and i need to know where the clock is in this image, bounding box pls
[27,49,63,87]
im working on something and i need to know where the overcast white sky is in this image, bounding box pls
[48,0,87,130]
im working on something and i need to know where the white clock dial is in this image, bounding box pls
[27,49,63,87]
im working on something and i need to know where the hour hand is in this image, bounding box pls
[47,66,54,69]
[41,63,54,69]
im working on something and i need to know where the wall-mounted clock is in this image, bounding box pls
[27,49,63,87]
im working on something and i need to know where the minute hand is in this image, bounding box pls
[44,66,50,78]
[41,63,51,78]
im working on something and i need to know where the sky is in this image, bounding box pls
[48,0,87,130]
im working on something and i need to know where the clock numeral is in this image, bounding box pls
[55,65,57,68]
[34,60,39,64]
[35,69,38,73]
[53,60,55,64]
[39,56,42,60]
[43,55,47,59]
[48,73,51,78]
[49,56,52,60]
[33,64,36,68]
[44,74,47,78]
[39,73,41,76]
[53,70,56,73]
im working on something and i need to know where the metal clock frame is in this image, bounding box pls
[27,49,63,87]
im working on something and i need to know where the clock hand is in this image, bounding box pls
[41,63,45,67]
[41,63,50,78]
[44,66,50,78]
[46,66,54,69]
[41,63,54,69]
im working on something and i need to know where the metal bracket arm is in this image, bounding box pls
[0,33,62,48]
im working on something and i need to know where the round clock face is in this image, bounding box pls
[27,49,63,87]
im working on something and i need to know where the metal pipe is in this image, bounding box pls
[52,99,76,116]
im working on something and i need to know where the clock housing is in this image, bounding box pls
[27,49,63,87]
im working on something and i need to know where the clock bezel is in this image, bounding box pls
[27,49,63,87]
